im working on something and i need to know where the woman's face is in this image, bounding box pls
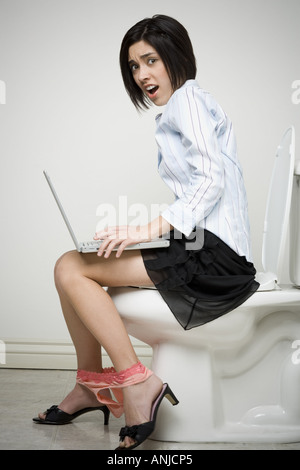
[128,40,173,106]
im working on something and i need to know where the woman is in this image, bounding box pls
[33,14,259,449]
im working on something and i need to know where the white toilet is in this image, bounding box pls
[109,126,300,443]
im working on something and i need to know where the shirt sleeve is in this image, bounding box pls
[161,87,226,236]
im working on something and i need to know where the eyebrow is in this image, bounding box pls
[128,51,156,65]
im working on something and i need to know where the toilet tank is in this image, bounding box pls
[290,160,300,286]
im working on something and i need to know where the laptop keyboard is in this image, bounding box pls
[82,240,101,248]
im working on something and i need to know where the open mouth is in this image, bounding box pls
[146,85,159,97]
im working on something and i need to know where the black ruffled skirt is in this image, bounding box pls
[141,229,259,330]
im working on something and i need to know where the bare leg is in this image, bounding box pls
[42,295,107,417]
[59,294,103,372]
[53,249,149,370]
[38,249,163,447]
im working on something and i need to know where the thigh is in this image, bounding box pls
[58,249,154,288]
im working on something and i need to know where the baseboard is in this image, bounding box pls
[0,338,153,370]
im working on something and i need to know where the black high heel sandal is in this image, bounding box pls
[115,383,179,450]
[33,404,110,425]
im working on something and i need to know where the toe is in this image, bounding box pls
[124,436,136,448]
[38,412,46,420]
[117,436,136,449]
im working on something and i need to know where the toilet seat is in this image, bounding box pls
[256,126,295,291]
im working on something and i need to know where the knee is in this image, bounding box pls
[54,250,81,291]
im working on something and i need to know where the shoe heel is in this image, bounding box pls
[101,406,110,425]
[164,384,179,406]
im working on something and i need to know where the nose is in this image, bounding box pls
[137,64,150,84]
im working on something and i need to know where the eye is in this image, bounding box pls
[130,63,138,73]
[148,58,157,65]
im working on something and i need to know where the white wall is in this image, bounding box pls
[0,0,299,365]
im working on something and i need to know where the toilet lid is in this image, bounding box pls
[262,126,295,281]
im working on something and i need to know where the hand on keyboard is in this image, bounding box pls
[94,225,151,258]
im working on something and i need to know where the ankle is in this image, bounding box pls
[114,361,153,387]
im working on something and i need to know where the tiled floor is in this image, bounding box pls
[0,368,300,451]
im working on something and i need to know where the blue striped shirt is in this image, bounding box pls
[155,79,252,260]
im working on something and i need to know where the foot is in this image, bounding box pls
[38,382,110,420]
[118,374,163,449]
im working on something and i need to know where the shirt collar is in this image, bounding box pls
[155,79,199,121]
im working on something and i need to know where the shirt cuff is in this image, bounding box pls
[161,202,204,237]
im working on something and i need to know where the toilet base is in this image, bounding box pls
[109,286,300,444]
[150,341,300,443]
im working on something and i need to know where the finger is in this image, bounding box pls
[94,231,111,240]
[97,238,115,257]
[94,225,109,239]
[104,239,122,258]
[115,241,128,258]
[115,239,139,258]
[95,228,118,241]
[104,226,130,237]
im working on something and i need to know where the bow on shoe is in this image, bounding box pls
[116,421,155,450]
[119,425,139,440]
[115,383,179,450]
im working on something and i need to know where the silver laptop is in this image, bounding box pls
[43,171,170,253]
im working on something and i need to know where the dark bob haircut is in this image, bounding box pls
[119,15,197,110]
